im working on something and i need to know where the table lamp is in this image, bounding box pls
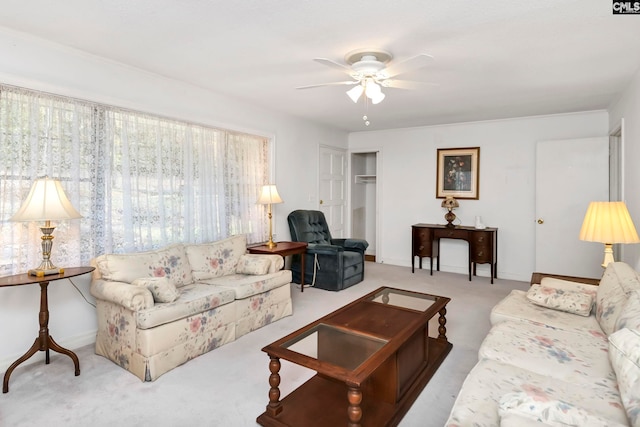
[257,184,283,249]
[441,196,459,229]
[579,201,640,268]
[10,177,82,276]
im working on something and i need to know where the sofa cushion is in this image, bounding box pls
[479,321,614,384]
[135,284,235,329]
[96,243,193,287]
[596,261,640,336]
[444,358,627,427]
[185,235,247,281]
[132,277,180,303]
[136,301,237,356]
[490,290,601,333]
[615,290,640,332]
[499,412,553,427]
[200,269,291,300]
[498,392,628,427]
[609,328,640,426]
[526,284,594,317]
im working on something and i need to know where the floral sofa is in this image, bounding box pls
[90,234,293,381]
[446,262,640,427]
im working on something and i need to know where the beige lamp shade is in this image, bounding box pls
[579,201,639,244]
[10,177,82,222]
[579,201,639,268]
[10,177,81,276]
[441,196,460,211]
[257,184,283,205]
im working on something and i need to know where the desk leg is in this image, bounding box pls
[3,282,80,393]
[300,252,305,292]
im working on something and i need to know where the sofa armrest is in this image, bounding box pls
[237,253,284,274]
[307,243,343,256]
[90,279,154,311]
[530,272,601,287]
[331,238,369,253]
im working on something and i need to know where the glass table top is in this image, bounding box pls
[368,288,438,312]
[281,323,388,371]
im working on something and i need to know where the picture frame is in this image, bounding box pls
[436,147,480,199]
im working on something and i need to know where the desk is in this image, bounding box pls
[0,266,95,393]
[248,242,308,292]
[412,224,498,283]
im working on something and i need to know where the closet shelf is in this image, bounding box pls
[354,174,376,184]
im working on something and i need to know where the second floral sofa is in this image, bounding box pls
[90,234,292,381]
[446,262,640,427]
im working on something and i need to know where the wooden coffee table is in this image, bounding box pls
[256,287,452,427]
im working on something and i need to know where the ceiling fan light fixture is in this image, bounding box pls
[365,80,382,97]
[371,91,385,104]
[346,85,364,103]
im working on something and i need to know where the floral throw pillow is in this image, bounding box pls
[235,254,272,275]
[132,277,180,303]
[526,284,594,317]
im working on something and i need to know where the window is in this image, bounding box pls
[0,85,270,276]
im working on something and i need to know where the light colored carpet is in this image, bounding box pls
[0,262,529,427]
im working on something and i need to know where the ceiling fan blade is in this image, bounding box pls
[296,81,358,90]
[313,58,352,74]
[381,79,439,90]
[380,54,434,79]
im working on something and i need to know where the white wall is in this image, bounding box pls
[0,27,348,369]
[609,66,640,271]
[348,111,609,281]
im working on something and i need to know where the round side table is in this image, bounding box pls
[0,266,95,393]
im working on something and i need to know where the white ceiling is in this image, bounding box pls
[2,1,640,132]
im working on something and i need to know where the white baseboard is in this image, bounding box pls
[0,330,96,372]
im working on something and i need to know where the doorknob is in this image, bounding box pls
[319,200,323,205]
[537,218,544,224]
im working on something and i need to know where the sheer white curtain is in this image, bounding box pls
[1,85,271,275]
[0,86,98,275]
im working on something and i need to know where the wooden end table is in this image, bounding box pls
[0,266,95,393]
[248,242,308,291]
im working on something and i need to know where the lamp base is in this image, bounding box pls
[444,211,456,229]
[28,268,64,277]
[266,239,277,249]
[601,243,615,269]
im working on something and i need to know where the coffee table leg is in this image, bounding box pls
[347,386,362,427]
[266,356,282,416]
[438,306,448,341]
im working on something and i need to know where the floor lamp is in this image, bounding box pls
[257,184,283,249]
[579,201,640,268]
[10,177,82,276]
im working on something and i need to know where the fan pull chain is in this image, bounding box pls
[363,96,371,126]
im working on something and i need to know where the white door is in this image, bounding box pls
[319,145,346,237]
[535,137,608,278]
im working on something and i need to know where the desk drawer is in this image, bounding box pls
[434,228,468,240]
[470,231,493,263]
[412,228,434,256]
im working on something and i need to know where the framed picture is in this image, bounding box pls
[436,147,480,199]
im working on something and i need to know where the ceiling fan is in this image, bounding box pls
[296,48,436,105]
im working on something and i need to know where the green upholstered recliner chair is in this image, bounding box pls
[287,210,369,291]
